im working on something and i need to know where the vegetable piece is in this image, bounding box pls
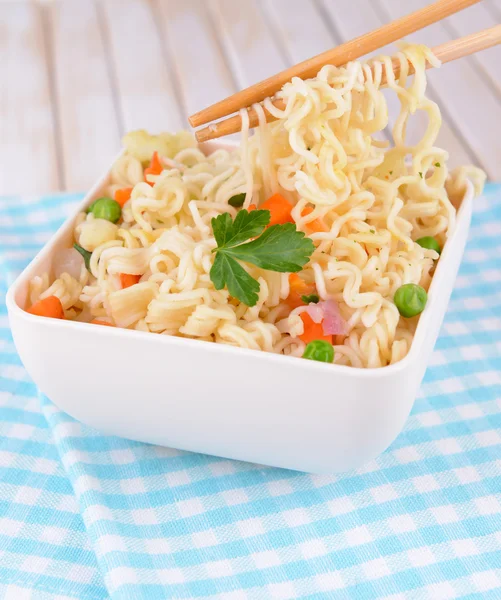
[27,296,64,319]
[416,236,441,255]
[77,219,118,251]
[228,193,246,208]
[87,197,122,223]
[224,223,315,271]
[260,193,294,226]
[299,313,333,344]
[120,273,141,289]
[248,203,257,211]
[210,209,314,306]
[301,206,328,233]
[114,187,133,208]
[73,243,92,270]
[144,151,163,183]
[211,253,260,307]
[305,302,324,324]
[303,340,335,363]
[301,293,319,304]
[53,247,85,279]
[318,298,347,336]
[90,319,115,327]
[286,273,316,309]
[122,130,196,166]
[394,283,427,318]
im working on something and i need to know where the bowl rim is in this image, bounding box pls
[5,144,475,378]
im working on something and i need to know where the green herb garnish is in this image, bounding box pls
[73,243,92,270]
[301,294,319,304]
[389,171,393,175]
[228,193,246,208]
[418,172,423,178]
[434,162,441,167]
[210,209,314,306]
[370,229,375,234]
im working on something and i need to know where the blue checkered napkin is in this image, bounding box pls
[2,187,501,599]
[0,196,107,598]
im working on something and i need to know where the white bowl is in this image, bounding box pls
[6,142,474,473]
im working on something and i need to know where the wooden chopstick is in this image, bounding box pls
[189,0,481,129]
[195,25,501,143]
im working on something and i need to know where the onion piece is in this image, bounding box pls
[306,299,347,336]
[53,247,84,280]
[306,303,324,323]
[321,298,347,336]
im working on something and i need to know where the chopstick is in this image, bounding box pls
[195,25,501,143]
[189,0,481,129]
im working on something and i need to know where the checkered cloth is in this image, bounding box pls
[0,186,500,599]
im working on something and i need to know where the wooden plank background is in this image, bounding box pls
[0,0,500,195]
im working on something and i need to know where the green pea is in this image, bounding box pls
[301,294,319,304]
[87,197,122,223]
[73,243,92,270]
[416,236,441,255]
[394,283,427,318]
[302,340,334,363]
[228,193,246,208]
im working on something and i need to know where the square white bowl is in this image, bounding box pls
[6,142,474,473]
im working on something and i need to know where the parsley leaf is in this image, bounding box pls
[211,253,260,307]
[301,293,319,304]
[211,212,233,247]
[210,209,315,306]
[225,223,314,272]
[212,209,270,249]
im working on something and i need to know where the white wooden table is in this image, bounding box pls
[1,0,500,195]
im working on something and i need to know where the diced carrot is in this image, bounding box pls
[260,193,294,226]
[301,206,329,233]
[27,296,64,319]
[144,151,163,184]
[299,313,332,345]
[248,203,257,211]
[114,187,133,207]
[90,319,115,327]
[286,273,316,309]
[120,273,141,289]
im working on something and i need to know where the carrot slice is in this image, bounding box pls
[299,312,332,345]
[286,273,316,309]
[27,296,64,319]
[90,319,115,327]
[260,193,294,226]
[301,206,329,233]
[120,273,141,289]
[144,151,163,184]
[114,187,133,207]
[248,203,257,211]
